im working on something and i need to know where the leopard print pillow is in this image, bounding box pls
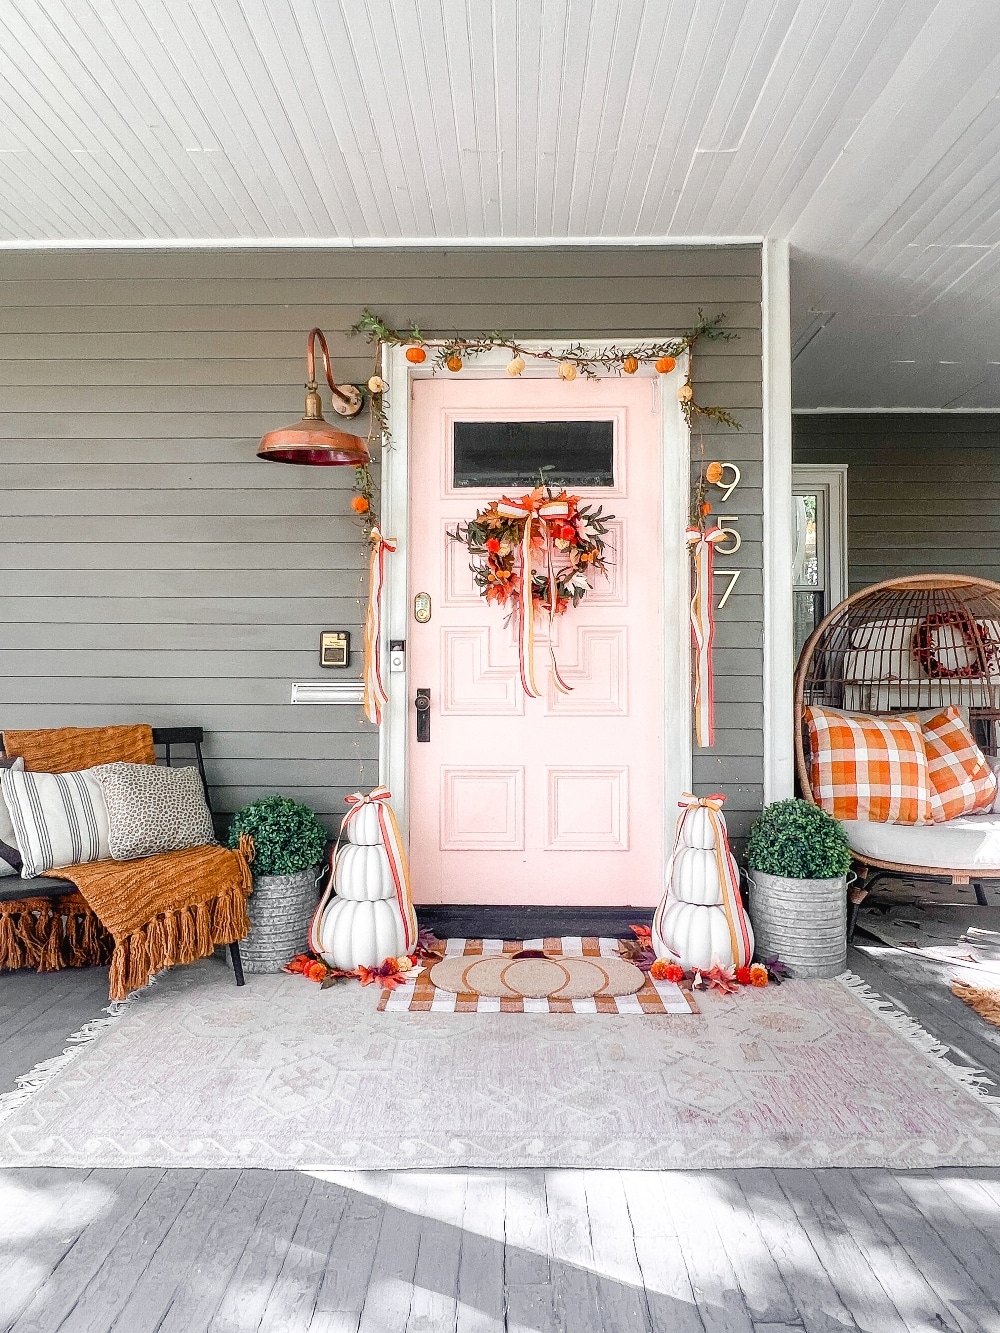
[94,762,216,861]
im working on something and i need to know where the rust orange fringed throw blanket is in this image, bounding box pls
[49,845,252,1000]
[1,725,251,1000]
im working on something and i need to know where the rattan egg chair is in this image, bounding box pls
[794,574,1000,934]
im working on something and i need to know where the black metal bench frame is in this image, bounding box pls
[1,726,244,986]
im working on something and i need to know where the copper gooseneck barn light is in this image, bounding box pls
[257,327,370,466]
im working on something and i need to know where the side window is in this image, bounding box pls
[792,466,847,664]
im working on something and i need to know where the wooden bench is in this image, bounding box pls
[0,726,244,986]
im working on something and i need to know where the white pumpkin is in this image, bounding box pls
[671,847,723,906]
[345,802,382,846]
[315,896,407,970]
[334,843,395,901]
[678,805,718,850]
[655,900,740,972]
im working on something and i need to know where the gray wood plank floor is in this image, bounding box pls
[2,1164,1000,1332]
[1,941,1000,1332]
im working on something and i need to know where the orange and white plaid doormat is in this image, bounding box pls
[377,937,698,1014]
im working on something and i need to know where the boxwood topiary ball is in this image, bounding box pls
[227,795,328,877]
[745,798,851,881]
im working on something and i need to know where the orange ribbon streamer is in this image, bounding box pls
[686,524,726,747]
[497,493,573,699]
[363,526,396,725]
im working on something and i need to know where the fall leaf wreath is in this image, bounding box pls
[450,485,614,615]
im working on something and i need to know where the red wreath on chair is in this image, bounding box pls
[912,611,992,679]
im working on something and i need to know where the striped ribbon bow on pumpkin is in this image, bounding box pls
[496,493,573,699]
[309,787,418,957]
[362,526,396,726]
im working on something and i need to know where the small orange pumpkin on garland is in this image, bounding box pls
[705,460,725,485]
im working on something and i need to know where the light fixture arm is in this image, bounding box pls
[304,327,363,419]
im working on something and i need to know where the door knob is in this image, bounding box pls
[414,687,431,742]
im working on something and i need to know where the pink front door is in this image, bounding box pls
[407,375,663,906]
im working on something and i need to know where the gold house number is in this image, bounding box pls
[713,569,742,608]
[707,461,742,607]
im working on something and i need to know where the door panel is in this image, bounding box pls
[407,376,663,906]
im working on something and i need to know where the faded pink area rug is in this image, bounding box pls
[1,963,999,1169]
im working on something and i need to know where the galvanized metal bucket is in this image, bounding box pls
[241,864,321,974]
[748,870,848,979]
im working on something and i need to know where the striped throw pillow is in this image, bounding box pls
[920,706,998,823]
[805,706,933,825]
[0,765,111,878]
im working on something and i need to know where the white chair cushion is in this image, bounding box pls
[841,812,1000,871]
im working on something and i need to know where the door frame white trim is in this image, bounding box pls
[762,238,794,803]
[379,342,693,855]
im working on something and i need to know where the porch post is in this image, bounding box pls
[762,238,795,802]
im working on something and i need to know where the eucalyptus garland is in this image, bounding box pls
[347,307,741,533]
[351,307,739,428]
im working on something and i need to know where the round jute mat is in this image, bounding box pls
[429,953,644,1000]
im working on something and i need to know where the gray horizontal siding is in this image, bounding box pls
[1,245,762,832]
[0,598,359,625]
[0,249,763,280]
[0,274,761,307]
[0,304,765,338]
[793,414,1000,594]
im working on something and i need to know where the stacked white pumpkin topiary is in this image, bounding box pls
[652,794,754,973]
[310,789,418,971]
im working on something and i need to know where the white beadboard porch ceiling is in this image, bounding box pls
[1,0,999,408]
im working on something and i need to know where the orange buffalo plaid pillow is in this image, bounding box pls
[805,706,933,825]
[920,706,998,823]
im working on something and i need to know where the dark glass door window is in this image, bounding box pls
[452,420,614,488]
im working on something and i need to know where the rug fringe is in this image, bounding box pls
[0,982,153,1126]
[837,970,1000,1112]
